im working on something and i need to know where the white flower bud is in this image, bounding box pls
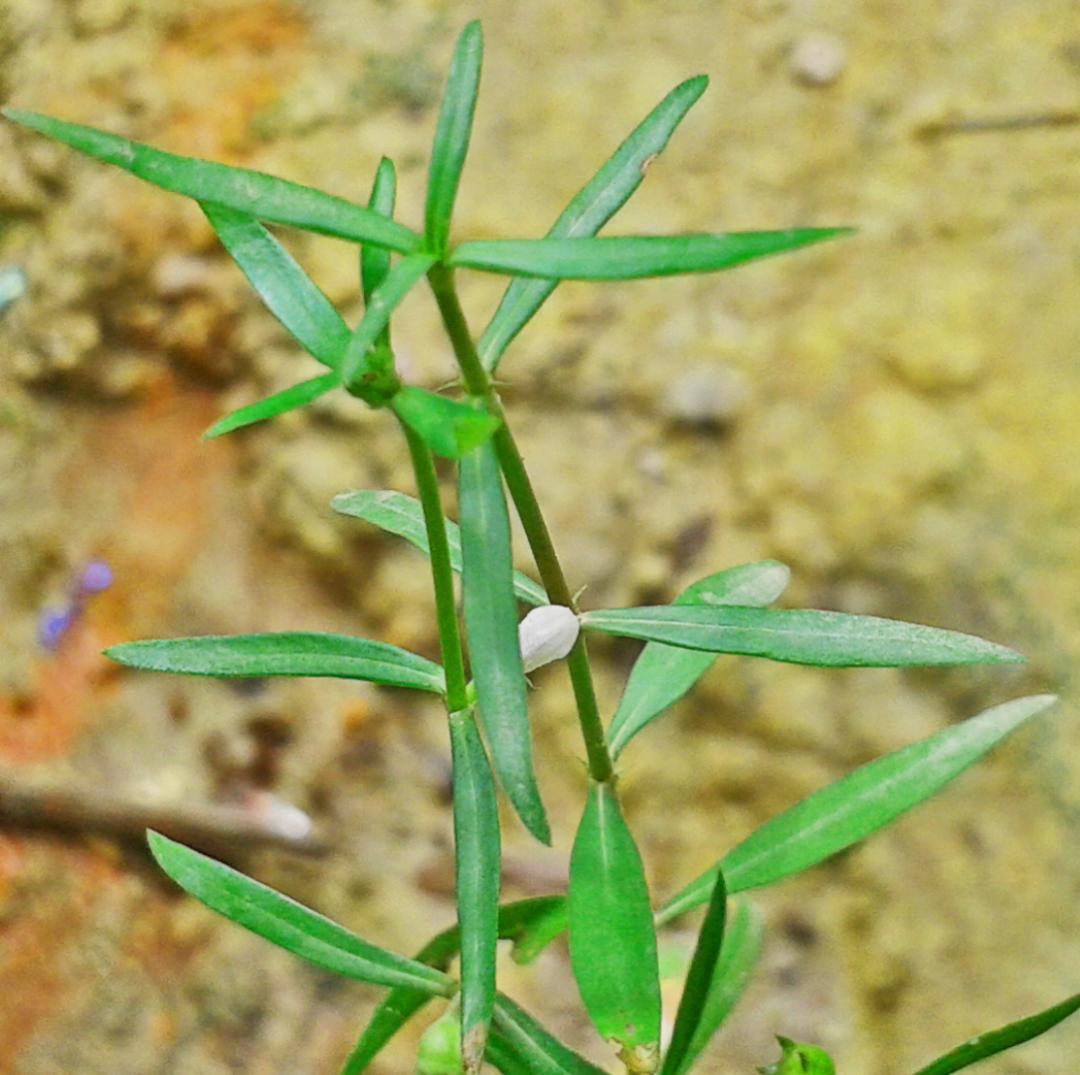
[518,604,580,673]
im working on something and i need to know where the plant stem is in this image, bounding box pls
[427,264,614,783]
[398,414,470,713]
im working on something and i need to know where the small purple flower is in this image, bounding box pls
[79,561,114,595]
[37,559,114,651]
[38,607,76,650]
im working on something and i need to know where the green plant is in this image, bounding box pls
[6,20,1076,1074]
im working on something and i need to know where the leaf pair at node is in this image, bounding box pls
[2,19,846,461]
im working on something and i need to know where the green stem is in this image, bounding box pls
[427,263,614,783]
[398,414,470,712]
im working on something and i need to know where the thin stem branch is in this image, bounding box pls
[427,264,614,783]
[398,414,470,713]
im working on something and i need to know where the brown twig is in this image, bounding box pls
[0,773,330,857]
[915,110,1080,140]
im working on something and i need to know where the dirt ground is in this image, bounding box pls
[1,1,1079,1072]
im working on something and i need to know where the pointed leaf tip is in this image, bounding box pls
[657,693,1057,921]
[478,73,712,370]
[146,831,453,994]
[424,20,484,252]
[4,108,421,251]
[911,989,1080,1075]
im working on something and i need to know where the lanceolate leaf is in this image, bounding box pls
[607,561,790,757]
[674,900,763,1075]
[391,386,501,459]
[2,109,421,252]
[508,696,1058,960]
[362,158,397,305]
[656,695,1057,924]
[660,869,727,1075]
[148,832,454,994]
[204,372,339,439]
[331,489,547,605]
[485,1035,532,1075]
[451,229,851,280]
[581,605,1023,669]
[341,253,437,386]
[490,995,608,1075]
[449,708,501,1074]
[459,441,550,843]
[202,203,350,369]
[568,781,661,1060]
[106,632,446,695]
[478,74,708,372]
[341,897,566,1074]
[425,21,483,252]
[911,991,1080,1075]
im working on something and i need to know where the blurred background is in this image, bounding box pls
[1,1,1079,1072]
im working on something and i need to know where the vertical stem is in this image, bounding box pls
[398,415,470,713]
[428,264,614,783]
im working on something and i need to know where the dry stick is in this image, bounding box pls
[914,110,1080,139]
[0,774,329,856]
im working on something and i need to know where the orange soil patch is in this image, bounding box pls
[158,1,310,160]
[0,376,229,763]
[0,841,123,1062]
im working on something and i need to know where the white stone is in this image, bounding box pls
[790,32,847,87]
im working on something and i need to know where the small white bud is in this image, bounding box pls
[518,604,580,673]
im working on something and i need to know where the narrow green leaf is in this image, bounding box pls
[459,440,550,843]
[478,75,708,372]
[362,157,397,304]
[425,21,483,252]
[341,253,437,387]
[911,991,1080,1075]
[147,831,454,994]
[340,898,564,1074]
[675,900,763,1075]
[2,109,421,252]
[581,605,1023,668]
[485,1035,532,1075]
[391,386,501,459]
[203,372,338,439]
[451,229,851,280]
[657,695,1057,924]
[568,781,661,1061]
[106,632,446,695]
[202,203,350,369]
[490,995,608,1075]
[607,561,790,758]
[330,489,547,606]
[449,707,501,1074]
[661,868,727,1075]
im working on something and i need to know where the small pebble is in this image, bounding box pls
[153,254,213,298]
[790,32,847,87]
[662,364,748,428]
[0,266,27,316]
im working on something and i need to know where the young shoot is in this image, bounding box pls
[6,19,1073,1075]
